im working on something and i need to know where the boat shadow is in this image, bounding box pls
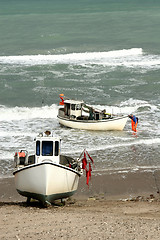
[0,198,75,208]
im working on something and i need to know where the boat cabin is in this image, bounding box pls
[14,131,61,167]
[35,131,61,164]
[59,99,84,119]
[58,98,112,121]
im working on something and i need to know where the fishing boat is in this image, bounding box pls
[13,131,86,207]
[57,94,128,131]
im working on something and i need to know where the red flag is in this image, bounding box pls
[59,97,64,105]
[86,161,92,186]
[86,151,94,164]
[86,170,90,185]
[80,149,94,187]
[89,162,92,177]
[59,94,64,105]
[82,157,87,170]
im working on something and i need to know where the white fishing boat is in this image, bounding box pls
[13,131,84,207]
[57,95,128,131]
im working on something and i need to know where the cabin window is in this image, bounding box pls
[36,141,40,156]
[42,141,53,156]
[71,104,75,110]
[55,141,59,156]
[76,104,81,110]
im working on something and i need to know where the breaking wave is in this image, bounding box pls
[0,48,142,65]
[0,98,157,122]
[0,104,58,121]
[0,48,160,70]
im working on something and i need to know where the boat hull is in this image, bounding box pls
[13,162,80,204]
[57,115,128,131]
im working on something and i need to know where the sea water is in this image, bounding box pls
[0,0,160,177]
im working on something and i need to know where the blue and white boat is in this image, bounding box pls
[13,131,82,206]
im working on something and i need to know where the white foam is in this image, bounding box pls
[0,104,58,121]
[120,99,158,113]
[0,98,153,123]
[92,98,157,115]
[1,48,159,70]
[98,138,160,151]
[65,137,160,155]
[0,130,35,137]
[92,104,135,115]
[0,48,143,66]
[94,165,160,175]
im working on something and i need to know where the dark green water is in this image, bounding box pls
[1,0,160,55]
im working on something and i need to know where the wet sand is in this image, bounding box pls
[1,170,160,239]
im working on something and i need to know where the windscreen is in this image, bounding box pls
[42,141,53,156]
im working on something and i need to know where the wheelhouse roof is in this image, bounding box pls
[36,132,61,141]
[36,136,61,141]
[64,99,84,105]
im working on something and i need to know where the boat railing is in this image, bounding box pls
[60,155,80,170]
[14,153,35,168]
[58,108,75,119]
[60,155,72,166]
[28,155,35,165]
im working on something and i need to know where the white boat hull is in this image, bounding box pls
[57,115,128,131]
[13,162,80,204]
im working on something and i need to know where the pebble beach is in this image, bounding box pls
[1,170,160,240]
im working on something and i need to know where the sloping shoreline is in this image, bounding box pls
[1,169,160,202]
[1,171,160,239]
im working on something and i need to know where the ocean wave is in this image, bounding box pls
[93,165,160,175]
[120,99,158,113]
[0,48,142,64]
[0,48,160,70]
[0,104,58,121]
[62,137,160,155]
[0,48,144,65]
[0,98,156,122]
[97,138,160,151]
[93,98,158,115]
